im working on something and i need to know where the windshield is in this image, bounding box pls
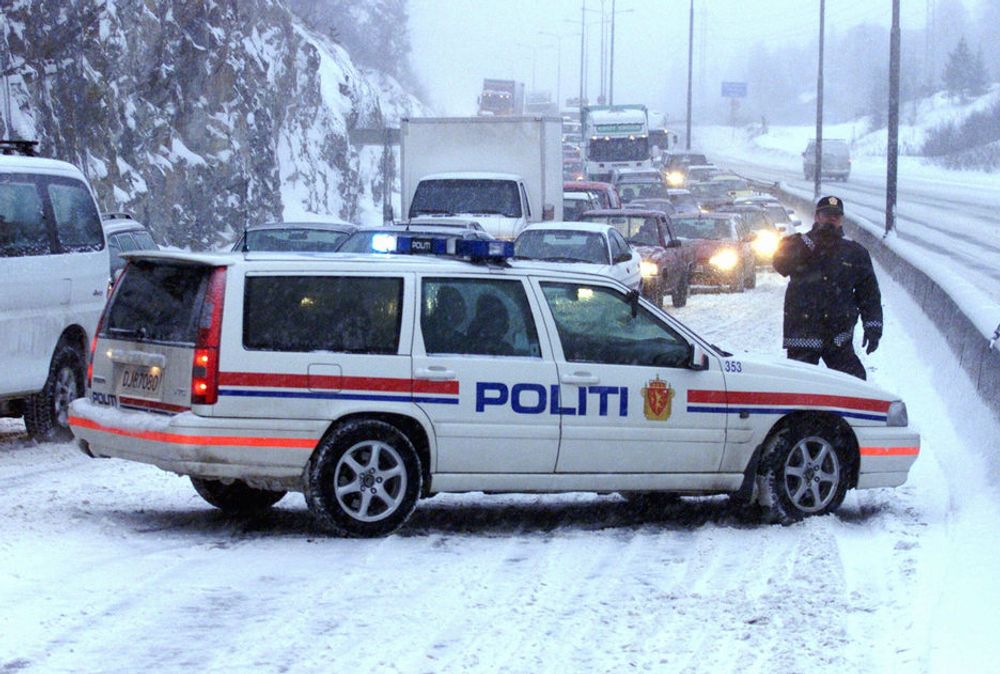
[243,227,350,252]
[583,214,661,246]
[711,179,749,193]
[669,193,699,212]
[765,205,790,223]
[618,182,669,202]
[514,229,609,264]
[687,182,730,199]
[672,218,736,241]
[410,179,522,218]
[587,136,649,162]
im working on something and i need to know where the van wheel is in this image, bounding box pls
[671,271,689,308]
[305,420,422,537]
[757,424,849,524]
[190,477,286,514]
[24,344,85,442]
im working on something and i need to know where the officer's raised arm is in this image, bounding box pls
[772,232,815,277]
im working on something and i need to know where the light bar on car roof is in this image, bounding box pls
[394,236,513,261]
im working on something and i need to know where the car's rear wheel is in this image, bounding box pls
[191,477,286,514]
[305,420,422,537]
[757,423,850,524]
[671,271,689,308]
[24,344,85,442]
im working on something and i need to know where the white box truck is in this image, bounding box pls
[400,116,563,240]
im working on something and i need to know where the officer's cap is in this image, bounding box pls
[815,195,844,214]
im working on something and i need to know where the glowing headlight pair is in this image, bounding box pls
[640,260,659,278]
[709,248,740,271]
[751,229,780,257]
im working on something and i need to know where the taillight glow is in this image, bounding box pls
[190,267,226,405]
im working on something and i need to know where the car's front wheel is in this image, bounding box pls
[757,423,851,524]
[24,343,85,442]
[643,276,665,307]
[191,477,286,514]
[671,271,689,308]
[305,420,422,537]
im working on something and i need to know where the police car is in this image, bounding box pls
[69,239,919,536]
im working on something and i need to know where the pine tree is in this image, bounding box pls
[943,37,975,102]
[969,47,988,96]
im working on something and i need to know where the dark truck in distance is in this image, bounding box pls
[581,209,693,308]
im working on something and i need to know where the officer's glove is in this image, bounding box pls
[862,332,880,354]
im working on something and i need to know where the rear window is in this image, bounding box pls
[243,276,403,353]
[105,261,213,344]
[0,178,48,257]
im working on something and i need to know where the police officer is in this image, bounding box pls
[772,195,882,380]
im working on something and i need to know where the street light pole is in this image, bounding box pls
[886,0,901,236]
[608,0,615,105]
[686,0,693,150]
[814,0,825,201]
[579,0,586,109]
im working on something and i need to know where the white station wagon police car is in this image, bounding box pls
[69,239,919,536]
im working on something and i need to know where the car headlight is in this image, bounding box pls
[667,171,684,186]
[886,401,908,427]
[640,260,659,278]
[709,248,739,271]
[751,229,780,257]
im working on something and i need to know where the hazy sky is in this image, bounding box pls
[409,0,984,118]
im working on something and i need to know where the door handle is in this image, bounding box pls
[560,372,599,385]
[414,366,457,381]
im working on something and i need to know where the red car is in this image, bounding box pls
[670,212,756,293]
[563,181,623,210]
[580,208,694,308]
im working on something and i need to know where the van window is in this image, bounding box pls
[48,181,103,252]
[0,178,49,257]
[105,261,213,344]
[243,276,403,354]
[540,282,689,367]
[420,278,541,357]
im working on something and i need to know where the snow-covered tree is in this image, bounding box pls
[943,37,983,102]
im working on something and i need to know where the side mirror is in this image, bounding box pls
[667,238,682,248]
[383,203,395,223]
[614,252,632,264]
[688,343,710,371]
[542,203,555,221]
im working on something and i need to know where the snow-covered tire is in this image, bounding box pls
[305,420,422,537]
[757,422,850,524]
[671,271,689,308]
[24,343,85,442]
[728,271,745,293]
[190,477,286,514]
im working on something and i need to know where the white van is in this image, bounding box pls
[69,239,919,536]
[0,141,109,440]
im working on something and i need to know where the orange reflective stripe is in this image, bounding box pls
[69,416,317,449]
[859,446,920,456]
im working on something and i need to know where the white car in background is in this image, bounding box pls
[513,222,642,290]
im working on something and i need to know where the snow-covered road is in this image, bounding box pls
[2,268,998,673]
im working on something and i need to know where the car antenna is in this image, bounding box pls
[241,220,249,255]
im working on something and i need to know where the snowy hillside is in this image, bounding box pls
[738,84,1000,163]
[1,0,426,249]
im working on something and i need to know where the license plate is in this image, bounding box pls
[118,365,163,400]
[694,264,706,273]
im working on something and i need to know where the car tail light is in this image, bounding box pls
[191,267,226,405]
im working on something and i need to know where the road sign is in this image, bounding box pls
[721,81,747,98]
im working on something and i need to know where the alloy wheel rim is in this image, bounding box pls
[782,435,840,513]
[333,440,407,522]
[54,366,78,427]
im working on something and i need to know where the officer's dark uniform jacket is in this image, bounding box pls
[772,225,882,350]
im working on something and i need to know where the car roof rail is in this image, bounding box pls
[0,140,40,157]
[102,212,135,221]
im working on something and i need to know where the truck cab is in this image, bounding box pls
[408,172,533,241]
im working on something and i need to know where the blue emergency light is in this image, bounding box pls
[393,236,513,261]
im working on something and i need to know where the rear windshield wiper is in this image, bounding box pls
[107,326,149,340]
